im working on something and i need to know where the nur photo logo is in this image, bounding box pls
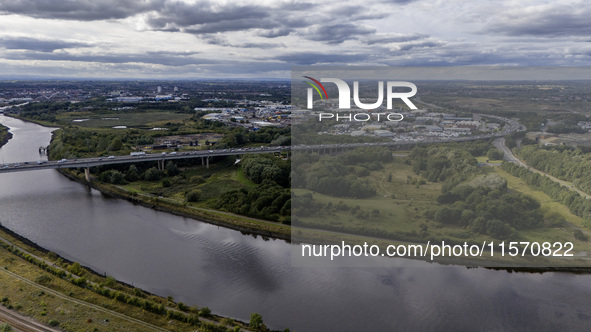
[304,77,418,111]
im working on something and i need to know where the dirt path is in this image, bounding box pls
[0,233,170,332]
[0,302,59,332]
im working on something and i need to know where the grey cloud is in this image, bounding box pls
[258,28,292,38]
[0,0,389,48]
[184,19,277,34]
[365,33,429,45]
[2,50,213,67]
[235,42,284,49]
[0,36,90,52]
[0,0,163,20]
[383,0,418,3]
[384,46,580,67]
[397,40,445,51]
[200,35,283,49]
[331,5,390,21]
[145,1,268,30]
[487,5,591,37]
[275,52,371,65]
[307,24,376,44]
[147,1,312,36]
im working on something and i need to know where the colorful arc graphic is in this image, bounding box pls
[304,76,329,100]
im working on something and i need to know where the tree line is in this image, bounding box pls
[501,162,591,225]
[516,145,591,196]
[292,147,393,199]
[213,154,291,223]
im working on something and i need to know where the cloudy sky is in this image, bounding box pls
[0,0,589,79]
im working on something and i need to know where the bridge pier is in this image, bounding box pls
[202,157,204,167]
[84,167,90,182]
[206,156,209,169]
[157,159,165,171]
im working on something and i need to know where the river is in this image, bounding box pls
[2,114,591,331]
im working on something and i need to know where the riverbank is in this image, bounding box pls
[0,123,12,149]
[58,169,591,271]
[3,113,58,128]
[58,168,293,242]
[0,219,254,331]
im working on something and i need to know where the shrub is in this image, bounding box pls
[186,189,202,202]
[199,306,211,317]
[574,229,588,241]
[0,323,13,331]
[249,313,263,329]
[34,275,52,285]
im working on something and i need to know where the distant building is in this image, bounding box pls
[374,130,396,137]
[444,127,471,133]
[155,95,173,101]
[424,125,443,132]
[108,97,143,102]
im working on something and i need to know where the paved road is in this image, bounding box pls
[0,146,288,174]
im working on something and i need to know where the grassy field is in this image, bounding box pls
[56,111,192,129]
[293,155,591,259]
[294,155,469,242]
[494,167,591,243]
[0,225,251,331]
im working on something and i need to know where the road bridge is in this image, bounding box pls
[0,113,524,181]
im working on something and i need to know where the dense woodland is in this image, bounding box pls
[516,145,591,196]
[215,154,291,223]
[501,162,591,226]
[413,146,545,239]
[292,147,393,198]
[292,143,549,240]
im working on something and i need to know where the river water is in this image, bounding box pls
[2,114,591,331]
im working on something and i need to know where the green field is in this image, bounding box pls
[293,153,591,259]
[0,226,251,331]
[57,111,191,128]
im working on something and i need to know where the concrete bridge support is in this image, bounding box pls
[157,159,165,171]
[206,156,209,169]
[84,167,90,182]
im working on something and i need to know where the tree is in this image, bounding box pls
[165,161,180,176]
[143,167,163,181]
[199,306,211,317]
[186,189,201,202]
[249,313,263,330]
[108,137,123,151]
[125,165,140,182]
[110,170,125,185]
[486,149,503,161]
